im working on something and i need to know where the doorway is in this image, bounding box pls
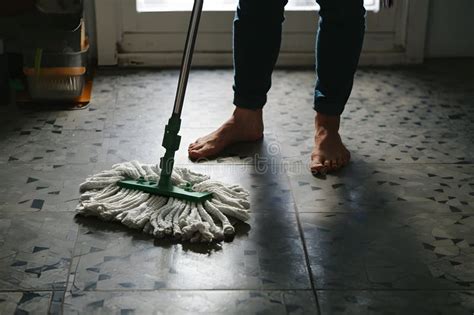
[95,0,429,66]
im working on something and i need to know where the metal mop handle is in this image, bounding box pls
[158,0,204,189]
[173,0,204,115]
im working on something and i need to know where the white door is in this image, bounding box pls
[95,0,429,66]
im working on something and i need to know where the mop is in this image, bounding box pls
[76,0,250,243]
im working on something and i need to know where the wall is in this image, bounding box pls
[84,0,98,62]
[425,0,474,57]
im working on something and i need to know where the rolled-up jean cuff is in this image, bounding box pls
[313,101,345,116]
[233,93,266,110]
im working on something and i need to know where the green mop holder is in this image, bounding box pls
[118,115,213,203]
[118,178,212,203]
[158,114,181,188]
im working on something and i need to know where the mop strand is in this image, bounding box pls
[76,161,250,243]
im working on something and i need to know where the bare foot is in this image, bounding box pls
[311,113,351,175]
[188,107,264,160]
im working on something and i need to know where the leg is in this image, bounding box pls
[311,0,366,174]
[189,0,287,160]
[233,0,288,109]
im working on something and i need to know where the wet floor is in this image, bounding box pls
[0,60,473,314]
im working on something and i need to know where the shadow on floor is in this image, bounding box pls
[74,213,251,255]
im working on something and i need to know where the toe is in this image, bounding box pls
[323,160,331,170]
[189,138,204,150]
[189,148,207,160]
[310,155,326,175]
[188,150,200,160]
[188,145,206,159]
[189,142,199,150]
[190,143,205,152]
[189,143,219,161]
[311,162,326,175]
[312,159,329,175]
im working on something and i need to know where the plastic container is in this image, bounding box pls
[24,67,86,100]
[23,42,89,101]
[23,42,89,68]
[21,18,85,53]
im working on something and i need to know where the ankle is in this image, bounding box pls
[232,107,263,121]
[315,112,340,134]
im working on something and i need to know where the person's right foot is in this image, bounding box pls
[188,107,264,160]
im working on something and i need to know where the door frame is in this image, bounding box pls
[95,0,429,66]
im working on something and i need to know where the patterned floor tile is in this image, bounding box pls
[277,127,474,164]
[0,163,103,212]
[70,204,307,291]
[266,64,474,137]
[103,129,283,165]
[0,162,294,213]
[63,290,318,315]
[351,63,474,135]
[0,61,472,312]
[113,69,236,129]
[0,129,107,165]
[317,290,474,315]
[0,291,52,315]
[0,212,77,290]
[287,162,474,214]
[300,211,474,290]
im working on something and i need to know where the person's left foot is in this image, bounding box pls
[310,113,351,175]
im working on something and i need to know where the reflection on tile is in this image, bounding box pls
[182,164,295,212]
[287,162,474,214]
[0,212,77,290]
[0,291,52,314]
[71,211,309,291]
[64,290,318,315]
[301,212,474,290]
[317,290,474,315]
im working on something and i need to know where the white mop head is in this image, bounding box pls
[76,161,250,243]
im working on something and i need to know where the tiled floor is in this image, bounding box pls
[0,59,473,314]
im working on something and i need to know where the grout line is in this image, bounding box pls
[272,132,323,313]
[60,288,317,293]
[312,288,474,292]
[2,288,474,293]
[59,225,82,313]
[281,167,323,314]
[0,289,64,293]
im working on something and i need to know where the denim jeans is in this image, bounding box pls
[232,0,366,116]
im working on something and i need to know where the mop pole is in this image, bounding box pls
[159,0,204,189]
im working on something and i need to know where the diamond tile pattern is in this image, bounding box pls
[0,60,473,314]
